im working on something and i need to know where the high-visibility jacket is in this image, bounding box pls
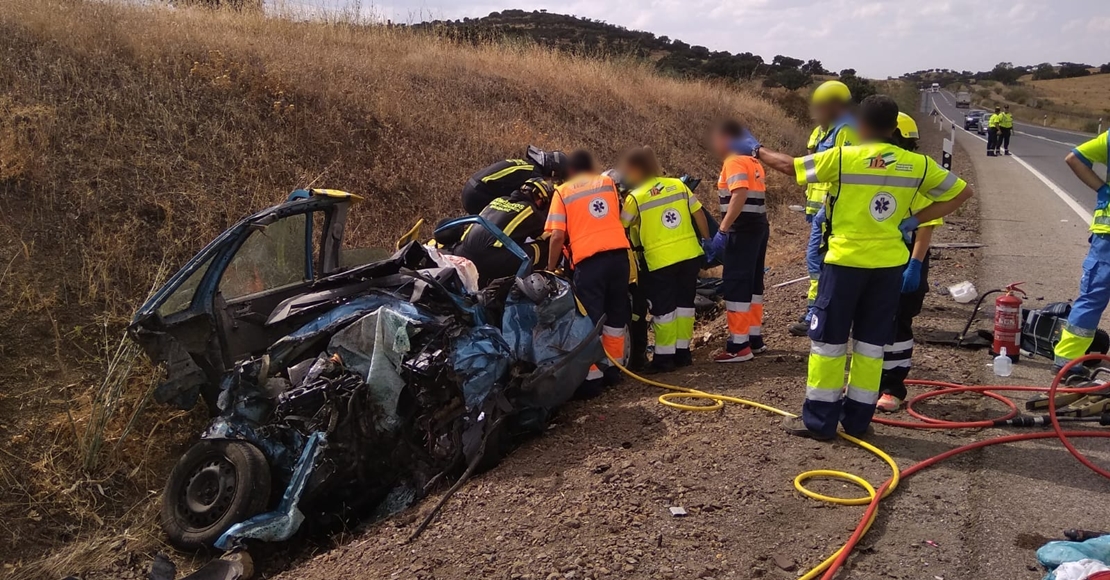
[466,159,543,198]
[458,192,547,252]
[999,112,1014,129]
[988,114,1001,129]
[1074,131,1110,234]
[620,177,704,271]
[545,173,630,264]
[717,154,768,228]
[806,117,858,215]
[794,143,967,269]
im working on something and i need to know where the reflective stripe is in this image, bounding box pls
[746,190,766,200]
[655,344,677,355]
[883,339,915,353]
[882,359,911,370]
[927,172,960,197]
[638,192,687,212]
[602,325,625,337]
[493,206,534,248]
[751,294,763,305]
[731,333,749,343]
[841,174,922,188]
[563,185,616,205]
[811,341,848,357]
[802,155,818,183]
[726,173,749,186]
[805,200,823,212]
[742,204,767,214]
[719,203,730,213]
[676,338,691,349]
[587,367,604,380]
[620,210,635,222]
[547,213,566,223]
[853,340,885,359]
[482,164,534,183]
[653,310,677,324]
[846,385,881,405]
[749,325,762,336]
[676,307,696,317]
[688,196,700,210]
[725,300,751,312]
[1064,323,1097,338]
[805,386,843,402]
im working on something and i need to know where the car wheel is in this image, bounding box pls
[161,440,271,550]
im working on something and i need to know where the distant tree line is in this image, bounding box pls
[414,10,878,103]
[901,61,1109,86]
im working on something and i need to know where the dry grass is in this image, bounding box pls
[972,76,1108,132]
[0,1,806,577]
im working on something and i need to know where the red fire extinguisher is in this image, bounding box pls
[993,282,1026,361]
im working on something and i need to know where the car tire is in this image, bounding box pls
[161,440,271,550]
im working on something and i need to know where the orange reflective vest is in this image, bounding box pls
[545,174,630,264]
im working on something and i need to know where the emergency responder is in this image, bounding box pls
[1053,130,1110,372]
[987,107,1002,156]
[462,146,568,214]
[877,113,943,412]
[709,120,770,362]
[618,147,710,373]
[546,150,631,397]
[454,178,553,287]
[739,95,974,439]
[604,168,651,372]
[791,80,859,337]
[999,105,1014,156]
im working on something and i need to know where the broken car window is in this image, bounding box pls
[157,254,214,318]
[220,215,309,300]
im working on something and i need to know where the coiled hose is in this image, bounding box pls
[608,353,1110,580]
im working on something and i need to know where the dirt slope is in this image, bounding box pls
[0,1,805,577]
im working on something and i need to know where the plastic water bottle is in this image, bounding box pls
[994,348,1013,377]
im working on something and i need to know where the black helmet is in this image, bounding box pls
[521,177,554,207]
[526,146,568,182]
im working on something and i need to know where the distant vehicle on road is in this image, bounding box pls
[977,113,991,135]
[931,82,940,93]
[955,91,971,108]
[964,110,985,131]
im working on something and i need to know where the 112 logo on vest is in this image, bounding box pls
[589,197,609,218]
[661,208,681,229]
[870,192,897,221]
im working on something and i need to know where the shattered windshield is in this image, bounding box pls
[220,216,309,300]
[157,254,214,318]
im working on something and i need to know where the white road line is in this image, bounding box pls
[932,101,1092,223]
[1014,130,1079,147]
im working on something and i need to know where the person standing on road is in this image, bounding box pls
[735,95,975,440]
[545,150,631,398]
[619,147,710,373]
[877,113,943,412]
[790,81,859,337]
[709,120,771,363]
[999,106,1014,156]
[986,107,1002,157]
[1053,130,1110,372]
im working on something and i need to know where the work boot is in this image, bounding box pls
[602,366,624,387]
[627,349,649,372]
[986,151,995,157]
[782,416,834,441]
[876,394,904,413]
[1004,150,1012,156]
[644,358,676,375]
[843,422,876,438]
[573,379,605,400]
[674,349,693,368]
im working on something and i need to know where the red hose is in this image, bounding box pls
[820,354,1110,580]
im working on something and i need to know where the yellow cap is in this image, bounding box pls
[812,80,852,104]
[896,112,919,140]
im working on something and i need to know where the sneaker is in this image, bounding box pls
[751,337,768,354]
[789,321,809,337]
[876,394,904,413]
[782,416,834,441]
[714,348,754,363]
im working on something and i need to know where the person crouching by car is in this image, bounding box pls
[454,178,554,288]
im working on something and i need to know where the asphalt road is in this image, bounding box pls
[929,90,1107,218]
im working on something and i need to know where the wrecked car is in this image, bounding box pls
[130,189,602,550]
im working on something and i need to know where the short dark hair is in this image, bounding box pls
[567,150,595,174]
[620,146,663,178]
[858,95,899,135]
[715,119,745,138]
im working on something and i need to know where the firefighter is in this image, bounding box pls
[710,120,770,362]
[618,147,710,373]
[790,81,859,337]
[1053,129,1110,372]
[546,150,631,397]
[740,95,974,439]
[453,178,553,287]
[462,146,568,214]
[877,113,942,412]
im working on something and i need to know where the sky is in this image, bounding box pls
[305,0,1110,78]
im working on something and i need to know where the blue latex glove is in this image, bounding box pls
[1097,183,1110,211]
[729,129,762,157]
[901,259,923,293]
[898,215,920,242]
[708,231,728,261]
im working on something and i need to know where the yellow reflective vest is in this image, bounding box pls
[621,177,704,271]
[806,119,858,216]
[999,112,1014,129]
[1074,131,1110,234]
[794,143,967,268]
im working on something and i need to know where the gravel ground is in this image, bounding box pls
[262,122,1105,580]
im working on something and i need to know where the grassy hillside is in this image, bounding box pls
[963,76,1108,133]
[0,0,805,576]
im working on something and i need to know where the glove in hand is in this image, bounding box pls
[730,130,762,157]
[901,259,923,293]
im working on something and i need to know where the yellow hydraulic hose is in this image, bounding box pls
[606,355,901,580]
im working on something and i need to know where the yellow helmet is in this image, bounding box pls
[896,112,920,140]
[812,80,852,104]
